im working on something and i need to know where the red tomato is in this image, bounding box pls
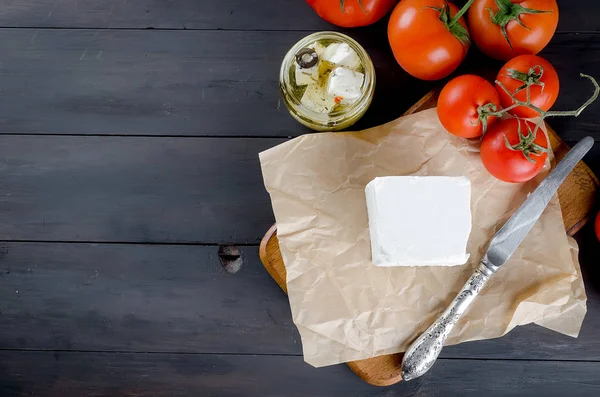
[306,0,397,27]
[596,211,600,242]
[388,0,470,80]
[481,118,548,182]
[438,75,501,138]
[496,54,559,118]
[468,0,559,60]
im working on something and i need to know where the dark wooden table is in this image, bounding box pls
[0,1,599,396]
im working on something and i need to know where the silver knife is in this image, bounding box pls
[401,136,595,381]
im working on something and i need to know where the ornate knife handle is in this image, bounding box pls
[401,260,498,381]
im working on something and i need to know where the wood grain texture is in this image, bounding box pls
[0,243,300,354]
[575,143,600,178]
[259,91,598,385]
[0,29,599,140]
[0,0,596,32]
[0,30,304,137]
[0,136,283,244]
[1,351,600,397]
[0,0,323,30]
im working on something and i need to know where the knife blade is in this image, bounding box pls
[401,136,595,381]
[486,136,594,268]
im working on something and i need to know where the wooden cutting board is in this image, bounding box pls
[259,89,599,387]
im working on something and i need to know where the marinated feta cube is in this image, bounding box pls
[309,41,326,57]
[295,63,319,86]
[326,67,364,104]
[301,81,337,114]
[322,42,361,69]
[294,42,326,86]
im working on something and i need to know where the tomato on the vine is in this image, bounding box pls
[496,54,559,118]
[438,75,501,138]
[388,0,471,80]
[468,0,559,60]
[480,118,548,183]
[306,0,398,27]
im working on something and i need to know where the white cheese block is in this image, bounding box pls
[322,42,361,70]
[327,67,364,104]
[301,80,337,114]
[365,176,472,267]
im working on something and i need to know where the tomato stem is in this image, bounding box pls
[449,0,475,28]
[475,102,499,135]
[427,1,474,45]
[545,74,600,118]
[487,0,554,50]
[495,72,599,163]
[504,65,545,95]
[495,74,599,123]
[503,120,548,164]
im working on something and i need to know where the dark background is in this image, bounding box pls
[0,1,599,396]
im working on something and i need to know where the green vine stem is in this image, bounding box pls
[487,0,554,49]
[470,69,598,163]
[426,0,475,45]
[502,65,545,95]
[475,102,499,134]
[503,119,548,163]
[476,71,599,131]
[449,0,474,27]
[482,72,599,163]
[494,73,599,125]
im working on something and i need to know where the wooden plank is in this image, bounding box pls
[565,142,600,177]
[0,29,311,137]
[0,29,597,138]
[0,243,300,354]
[0,0,324,30]
[1,351,600,396]
[0,241,599,361]
[0,0,596,32]
[0,136,283,244]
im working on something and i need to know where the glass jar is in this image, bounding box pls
[279,31,376,132]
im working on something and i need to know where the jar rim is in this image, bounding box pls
[279,31,375,131]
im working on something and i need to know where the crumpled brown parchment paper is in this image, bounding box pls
[259,108,587,368]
